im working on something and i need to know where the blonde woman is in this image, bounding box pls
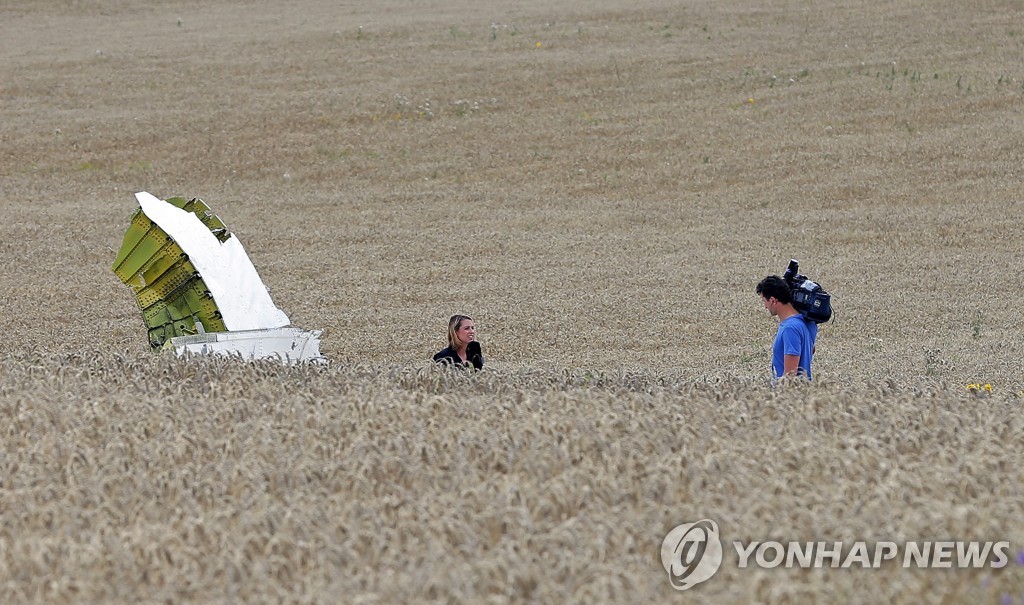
[433,314,484,369]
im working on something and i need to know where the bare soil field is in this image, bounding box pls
[1,0,1023,603]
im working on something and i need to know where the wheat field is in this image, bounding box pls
[2,0,1023,603]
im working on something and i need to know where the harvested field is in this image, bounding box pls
[1,0,1023,603]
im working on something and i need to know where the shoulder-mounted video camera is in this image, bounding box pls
[783,259,833,324]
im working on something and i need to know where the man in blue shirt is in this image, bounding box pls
[756,275,817,379]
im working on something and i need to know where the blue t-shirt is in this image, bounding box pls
[772,315,817,379]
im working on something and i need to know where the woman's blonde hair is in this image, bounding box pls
[447,314,472,348]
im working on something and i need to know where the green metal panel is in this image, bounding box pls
[112,196,230,351]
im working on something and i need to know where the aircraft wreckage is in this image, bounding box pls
[112,192,325,363]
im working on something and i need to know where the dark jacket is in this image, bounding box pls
[433,342,484,369]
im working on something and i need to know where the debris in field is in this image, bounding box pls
[112,191,325,364]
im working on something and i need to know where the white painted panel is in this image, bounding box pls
[135,191,290,331]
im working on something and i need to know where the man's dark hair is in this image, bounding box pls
[756,275,792,304]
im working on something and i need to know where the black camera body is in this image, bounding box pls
[783,259,833,324]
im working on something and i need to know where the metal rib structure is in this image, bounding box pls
[112,196,229,350]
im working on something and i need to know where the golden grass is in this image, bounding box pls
[1,352,1021,603]
[2,0,1024,602]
